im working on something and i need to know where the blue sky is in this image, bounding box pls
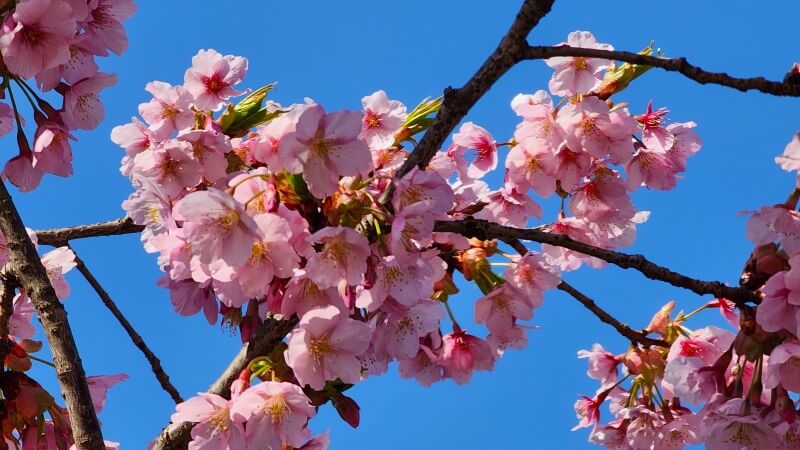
[12,1,800,448]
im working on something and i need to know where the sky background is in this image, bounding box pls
[10,1,800,448]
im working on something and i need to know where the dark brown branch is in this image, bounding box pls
[151,316,298,450]
[437,217,758,304]
[70,248,184,405]
[35,217,143,247]
[392,0,556,183]
[0,180,105,450]
[502,238,666,347]
[557,281,668,347]
[0,273,16,364]
[521,45,800,97]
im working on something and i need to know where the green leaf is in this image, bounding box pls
[220,82,279,136]
[235,83,277,117]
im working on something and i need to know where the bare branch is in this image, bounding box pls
[151,316,298,450]
[557,281,668,347]
[392,0,556,184]
[35,217,143,247]
[521,45,800,96]
[70,248,184,405]
[0,180,105,450]
[437,217,757,304]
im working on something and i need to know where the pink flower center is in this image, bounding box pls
[217,210,240,231]
[159,157,179,178]
[208,406,231,431]
[678,339,706,358]
[23,26,42,45]
[202,75,229,94]
[161,104,180,120]
[364,110,382,130]
[264,394,291,424]
[573,57,589,71]
[250,241,268,264]
[308,336,336,361]
[525,156,542,175]
[491,292,511,312]
[310,138,332,157]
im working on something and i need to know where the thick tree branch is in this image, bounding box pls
[439,217,758,304]
[521,45,800,96]
[0,180,105,450]
[151,316,298,450]
[70,248,184,405]
[557,281,668,347]
[35,217,143,247]
[0,272,16,364]
[393,0,556,183]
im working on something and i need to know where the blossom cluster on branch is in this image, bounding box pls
[108,28,714,449]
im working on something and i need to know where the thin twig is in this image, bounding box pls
[520,45,800,96]
[70,247,184,405]
[150,316,298,450]
[437,218,758,304]
[557,281,668,347]
[502,238,667,347]
[0,179,105,450]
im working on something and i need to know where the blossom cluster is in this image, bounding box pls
[0,0,135,192]
[112,30,702,449]
[570,49,800,450]
[0,231,125,448]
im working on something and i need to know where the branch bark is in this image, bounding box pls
[521,45,800,96]
[150,316,298,450]
[0,180,105,450]
[392,0,556,183]
[557,281,668,347]
[0,272,16,364]
[70,248,184,405]
[438,217,758,304]
[35,217,143,247]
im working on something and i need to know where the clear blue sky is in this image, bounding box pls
[13,1,800,448]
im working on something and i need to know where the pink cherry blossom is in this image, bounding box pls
[41,246,76,301]
[280,271,345,318]
[475,284,534,334]
[764,342,800,392]
[450,122,498,180]
[304,226,370,289]
[86,373,128,413]
[399,337,445,387]
[172,392,245,450]
[473,186,542,227]
[230,381,316,450]
[35,35,99,91]
[746,205,800,255]
[513,100,563,153]
[177,129,231,184]
[9,293,35,340]
[437,329,495,384]
[572,395,603,431]
[184,49,248,111]
[133,140,203,197]
[280,104,372,198]
[636,100,674,153]
[0,0,77,79]
[392,167,454,215]
[158,277,218,325]
[545,31,614,97]
[236,213,300,299]
[504,251,560,307]
[667,121,702,173]
[510,90,552,115]
[0,103,15,138]
[375,299,443,359]
[173,188,260,267]
[702,397,781,450]
[62,72,118,130]
[625,145,678,191]
[556,96,637,163]
[776,131,800,172]
[505,141,558,197]
[3,150,44,192]
[570,168,635,224]
[138,81,195,139]
[553,144,592,193]
[359,90,407,149]
[32,121,75,177]
[112,117,155,175]
[577,343,619,385]
[285,306,371,390]
[80,0,137,56]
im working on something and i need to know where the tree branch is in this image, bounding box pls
[392,0,556,184]
[150,316,298,450]
[557,280,668,347]
[521,45,800,96]
[438,217,757,304]
[0,180,105,450]
[69,248,184,405]
[0,272,16,364]
[35,217,143,247]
